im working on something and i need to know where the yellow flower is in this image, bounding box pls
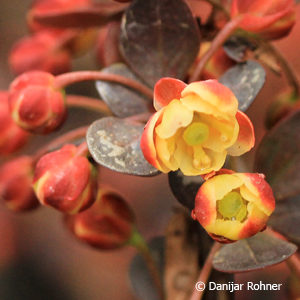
[141,78,255,176]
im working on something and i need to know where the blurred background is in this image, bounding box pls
[0,1,299,300]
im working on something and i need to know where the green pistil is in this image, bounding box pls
[218,191,247,221]
[183,122,209,146]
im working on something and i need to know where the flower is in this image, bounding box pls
[0,156,39,211]
[188,42,235,80]
[9,71,67,134]
[231,0,296,40]
[9,30,71,76]
[0,91,29,155]
[141,78,255,176]
[65,188,135,250]
[33,144,96,214]
[192,170,275,242]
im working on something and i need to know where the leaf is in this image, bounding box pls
[120,0,200,87]
[223,36,257,62]
[86,117,160,176]
[213,232,297,273]
[269,195,300,245]
[30,2,127,28]
[219,60,265,112]
[255,110,300,200]
[168,170,204,210]
[129,237,165,300]
[95,63,150,118]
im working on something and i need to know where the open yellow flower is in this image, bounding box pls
[141,78,255,176]
[192,170,275,242]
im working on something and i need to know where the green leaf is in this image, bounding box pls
[120,0,200,87]
[219,60,265,112]
[95,63,150,118]
[269,195,300,245]
[86,117,160,176]
[213,232,297,273]
[255,109,300,200]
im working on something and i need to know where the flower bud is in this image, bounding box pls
[0,91,29,155]
[9,30,71,75]
[231,0,296,40]
[0,156,39,211]
[192,170,275,242]
[33,144,96,214]
[265,89,300,129]
[9,71,67,134]
[65,188,135,250]
[188,42,235,80]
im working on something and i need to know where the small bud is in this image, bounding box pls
[9,30,71,76]
[193,171,275,242]
[0,156,39,211]
[33,144,96,214]
[9,71,67,134]
[0,91,29,155]
[65,188,135,250]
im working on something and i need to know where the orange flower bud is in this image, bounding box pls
[65,188,135,250]
[231,0,296,40]
[9,30,71,76]
[192,170,275,242]
[0,156,39,212]
[33,144,96,214]
[0,91,29,155]
[141,78,255,176]
[9,71,67,134]
[189,42,235,80]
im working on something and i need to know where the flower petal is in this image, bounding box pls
[227,110,255,156]
[155,100,193,139]
[154,77,186,111]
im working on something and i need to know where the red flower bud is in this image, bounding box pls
[0,91,29,155]
[28,0,92,31]
[9,30,71,76]
[33,144,96,214]
[0,156,39,211]
[231,0,296,40]
[9,71,67,134]
[65,188,135,250]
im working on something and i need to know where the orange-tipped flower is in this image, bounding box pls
[0,156,39,212]
[9,71,66,134]
[189,42,235,80]
[0,91,29,155]
[141,78,255,176]
[33,144,96,214]
[231,0,296,40]
[65,188,135,250]
[192,170,275,242]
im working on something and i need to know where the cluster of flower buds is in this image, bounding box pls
[65,188,136,250]
[141,77,275,242]
[231,0,296,40]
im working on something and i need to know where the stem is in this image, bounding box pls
[189,16,243,83]
[126,112,153,124]
[129,229,164,300]
[286,253,300,279]
[33,126,88,163]
[66,95,112,115]
[75,141,89,157]
[189,242,222,300]
[54,71,153,99]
